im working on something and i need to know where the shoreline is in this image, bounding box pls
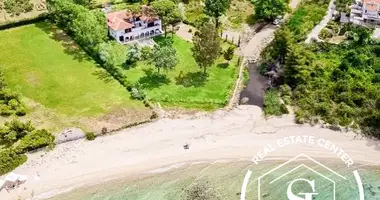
[1,105,380,200]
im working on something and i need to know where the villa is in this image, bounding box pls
[350,0,380,26]
[106,9,163,44]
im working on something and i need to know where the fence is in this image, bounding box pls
[221,31,242,47]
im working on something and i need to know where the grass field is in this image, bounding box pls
[0,22,150,132]
[125,36,239,110]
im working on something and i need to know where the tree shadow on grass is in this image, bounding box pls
[92,69,115,84]
[35,22,93,63]
[217,62,229,69]
[138,68,171,89]
[175,71,208,87]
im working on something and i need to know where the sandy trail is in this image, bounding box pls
[1,105,380,200]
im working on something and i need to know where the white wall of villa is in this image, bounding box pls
[109,19,163,44]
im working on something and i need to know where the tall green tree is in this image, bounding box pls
[192,22,221,74]
[151,0,182,37]
[47,0,107,54]
[253,0,289,21]
[99,41,127,68]
[204,0,230,28]
[151,44,178,74]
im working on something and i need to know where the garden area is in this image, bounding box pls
[183,0,254,30]
[0,0,47,26]
[0,22,151,132]
[125,36,239,110]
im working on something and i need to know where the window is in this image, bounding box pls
[125,28,132,33]
[119,36,124,42]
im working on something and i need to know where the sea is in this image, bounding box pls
[49,160,380,200]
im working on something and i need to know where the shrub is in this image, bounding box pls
[279,84,292,97]
[0,149,27,175]
[0,120,35,145]
[188,28,192,33]
[15,129,55,154]
[223,46,235,63]
[85,132,96,141]
[131,87,146,100]
[15,106,26,116]
[101,127,108,135]
[319,28,333,40]
[0,105,13,116]
[140,46,153,61]
[264,89,283,116]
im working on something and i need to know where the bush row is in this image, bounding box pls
[0,72,27,116]
[0,13,48,30]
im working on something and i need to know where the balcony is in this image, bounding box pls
[122,25,163,43]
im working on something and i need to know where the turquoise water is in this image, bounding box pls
[50,160,380,200]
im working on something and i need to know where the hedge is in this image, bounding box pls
[0,12,48,31]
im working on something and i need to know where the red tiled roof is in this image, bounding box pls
[107,10,133,31]
[106,9,159,31]
[364,0,380,11]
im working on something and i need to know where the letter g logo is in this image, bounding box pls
[287,178,318,200]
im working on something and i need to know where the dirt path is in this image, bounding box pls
[239,62,267,106]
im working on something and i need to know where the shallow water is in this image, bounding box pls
[50,160,380,200]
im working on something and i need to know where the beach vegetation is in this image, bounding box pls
[184,181,221,200]
[0,149,27,175]
[263,89,287,116]
[85,132,96,141]
[16,129,55,154]
[0,120,54,175]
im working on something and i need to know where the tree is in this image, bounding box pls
[151,0,182,37]
[0,120,35,146]
[223,46,235,63]
[73,0,95,7]
[151,44,178,74]
[271,27,293,63]
[99,41,127,68]
[47,0,107,54]
[253,0,289,21]
[126,44,141,65]
[192,22,221,74]
[204,0,230,28]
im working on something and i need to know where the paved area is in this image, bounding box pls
[305,0,335,43]
[175,23,195,42]
[372,28,380,39]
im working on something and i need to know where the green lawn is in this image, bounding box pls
[125,36,239,110]
[0,22,149,132]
